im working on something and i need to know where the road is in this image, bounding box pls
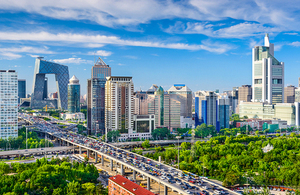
[19,113,239,195]
[0,146,73,156]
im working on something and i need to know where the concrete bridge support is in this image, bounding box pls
[133,170,136,180]
[95,153,98,163]
[120,164,124,175]
[87,150,89,159]
[147,177,150,190]
[164,185,168,195]
[101,155,104,166]
[110,160,113,171]
[79,147,82,154]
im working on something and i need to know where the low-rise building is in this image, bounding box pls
[108,175,155,195]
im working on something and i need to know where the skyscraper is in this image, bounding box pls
[105,76,134,140]
[0,70,18,139]
[87,57,111,135]
[195,91,220,131]
[252,34,284,104]
[18,79,26,104]
[68,75,80,113]
[284,85,296,103]
[31,57,69,110]
[219,99,230,129]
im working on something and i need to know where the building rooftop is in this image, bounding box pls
[109,175,155,195]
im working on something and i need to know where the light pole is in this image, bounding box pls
[176,136,181,169]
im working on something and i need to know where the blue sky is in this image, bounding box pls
[1,0,300,95]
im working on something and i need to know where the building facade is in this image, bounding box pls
[0,70,18,139]
[238,85,252,104]
[18,79,26,104]
[31,57,69,110]
[87,58,111,135]
[252,34,284,104]
[68,75,80,113]
[105,76,134,140]
[219,99,230,129]
[284,85,295,103]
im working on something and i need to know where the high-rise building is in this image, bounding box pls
[167,84,192,118]
[87,57,111,135]
[18,79,26,104]
[238,85,252,104]
[295,88,300,102]
[0,70,18,139]
[284,85,296,103]
[43,77,48,100]
[252,34,284,104]
[31,57,69,110]
[105,76,134,140]
[219,99,230,129]
[195,91,220,131]
[68,75,80,113]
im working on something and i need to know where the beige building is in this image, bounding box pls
[238,85,252,103]
[105,76,134,140]
[239,102,297,125]
[284,85,295,103]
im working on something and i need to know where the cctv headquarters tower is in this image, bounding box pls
[31,57,69,110]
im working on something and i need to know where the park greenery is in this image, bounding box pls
[0,127,53,151]
[106,130,120,142]
[0,157,107,195]
[151,128,173,140]
[143,133,300,190]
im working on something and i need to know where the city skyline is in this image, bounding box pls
[1,1,300,95]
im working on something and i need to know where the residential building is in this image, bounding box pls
[68,75,80,113]
[0,70,18,139]
[284,85,296,103]
[31,57,69,110]
[105,76,134,140]
[18,79,26,104]
[238,85,252,103]
[219,99,230,129]
[252,34,284,104]
[87,57,111,135]
[108,175,155,195]
[195,91,220,131]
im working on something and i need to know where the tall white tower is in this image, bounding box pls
[252,34,284,104]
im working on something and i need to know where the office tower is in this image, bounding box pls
[167,84,192,118]
[238,85,252,103]
[195,91,219,131]
[31,57,69,110]
[284,85,296,103]
[18,79,26,104]
[295,88,300,102]
[219,99,230,129]
[252,34,284,104]
[68,75,80,113]
[105,76,134,139]
[0,70,18,139]
[87,57,111,135]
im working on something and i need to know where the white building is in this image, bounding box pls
[252,34,284,104]
[0,70,18,139]
[105,76,134,141]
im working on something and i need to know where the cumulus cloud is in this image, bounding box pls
[53,58,93,64]
[289,42,300,47]
[0,31,232,53]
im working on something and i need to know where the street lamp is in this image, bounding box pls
[176,136,181,169]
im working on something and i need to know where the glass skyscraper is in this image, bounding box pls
[87,57,111,135]
[68,75,80,113]
[252,34,284,104]
[18,79,26,104]
[0,70,18,139]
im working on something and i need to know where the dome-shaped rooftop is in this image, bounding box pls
[69,75,79,84]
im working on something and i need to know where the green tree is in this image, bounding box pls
[107,130,120,142]
[141,139,150,149]
[67,181,81,195]
[82,182,96,195]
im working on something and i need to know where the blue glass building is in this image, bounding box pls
[219,99,230,129]
[18,79,26,104]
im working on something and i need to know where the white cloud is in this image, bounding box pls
[0,31,232,53]
[284,32,298,35]
[0,46,53,59]
[117,63,125,66]
[87,50,113,56]
[166,22,280,38]
[289,42,300,47]
[28,54,40,58]
[53,58,93,64]
[124,55,138,59]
